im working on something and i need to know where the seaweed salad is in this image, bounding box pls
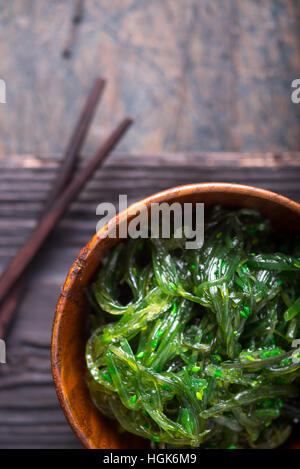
[86,206,300,448]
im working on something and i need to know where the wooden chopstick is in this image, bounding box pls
[0,77,107,339]
[0,118,132,324]
[0,284,22,338]
[0,78,106,339]
[43,77,106,214]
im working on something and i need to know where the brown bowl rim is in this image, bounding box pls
[51,182,300,449]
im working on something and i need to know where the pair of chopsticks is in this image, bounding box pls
[0,77,133,339]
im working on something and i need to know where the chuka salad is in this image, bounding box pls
[85,206,300,448]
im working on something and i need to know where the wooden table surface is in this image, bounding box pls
[0,151,299,448]
[0,0,299,158]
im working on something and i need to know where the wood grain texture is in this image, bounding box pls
[0,0,299,158]
[0,151,299,448]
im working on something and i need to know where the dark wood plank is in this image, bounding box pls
[0,151,299,260]
[0,151,299,448]
[0,1,299,158]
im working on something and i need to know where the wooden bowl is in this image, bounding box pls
[51,183,300,449]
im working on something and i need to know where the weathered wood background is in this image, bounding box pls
[0,0,299,157]
[0,152,299,448]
